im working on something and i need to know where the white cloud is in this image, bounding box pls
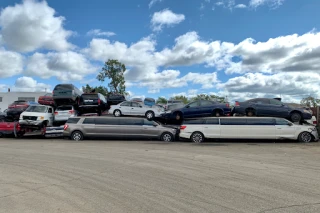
[86,29,116,37]
[227,30,320,74]
[235,4,247,9]
[0,47,24,78]
[249,0,285,9]
[13,76,51,92]
[151,9,185,31]
[0,0,74,52]
[148,0,163,8]
[25,51,98,82]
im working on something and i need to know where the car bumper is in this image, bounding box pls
[19,120,44,129]
[311,129,319,141]
[179,132,191,139]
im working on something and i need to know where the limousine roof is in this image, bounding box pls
[185,117,287,120]
[76,116,148,120]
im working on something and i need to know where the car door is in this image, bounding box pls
[269,99,291,118]
[275,118,296,139]
[119,118,144,137]
[94,118,122,137]
[246,118,276,139]
[202,118,220,139]
[183,101,201,118]
[199,100,216,116]
[253,99,271,116]
[131,102,144,116]
[141,119,160,137]
[117,101,132,115]
[47,108,54,126]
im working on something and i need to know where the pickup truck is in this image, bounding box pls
[19,105,55,130]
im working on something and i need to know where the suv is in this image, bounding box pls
[78,93,108,116]
[54,105,77,124]
[53,84,82,106]
[107,94,126,105]
[63,116,177,141]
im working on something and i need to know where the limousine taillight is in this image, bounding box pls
[63,124,68,130]
[180,125,187,130]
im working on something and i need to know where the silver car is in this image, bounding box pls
[54,105,77,123]
[63,116,178,141]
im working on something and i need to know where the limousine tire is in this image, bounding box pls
[298,132,313,143]
[161,132,174,142]
[113,110,121,117]
[71,131,84,141]
[145,111,155,120]
[191,132,204,143]
[290,112,301,123]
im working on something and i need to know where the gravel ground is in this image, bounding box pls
[0,138,320,213]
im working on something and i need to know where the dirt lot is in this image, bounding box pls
[0,138,320,213]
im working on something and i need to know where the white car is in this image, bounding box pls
[179,117,319,143]
[110,101,164,120]
[19,105,55,127]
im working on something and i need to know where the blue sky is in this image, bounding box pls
[0,0,320,102]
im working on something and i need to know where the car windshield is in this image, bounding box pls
[25,105,47,112]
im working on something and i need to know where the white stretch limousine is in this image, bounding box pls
[179,117,319,143]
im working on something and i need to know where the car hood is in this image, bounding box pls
[20,112,47,117]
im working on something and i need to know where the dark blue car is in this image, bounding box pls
[232,98,312,123]
[161,100,231,122]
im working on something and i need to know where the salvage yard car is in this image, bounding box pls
[161,100,231,122]
[53,84,82,106]
[179,117,319,143]
[63,116,178,141]
[19,105,55,129]
[232,98,312,123]
[110,101,164,120]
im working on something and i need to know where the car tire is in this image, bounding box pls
[71,131,84,141]
[174,112,182,121]
[161,132,174,142]
[246,109,255,117]
[298,131,313,143]
[290,112,302,123]
[191,132,205,143]
[113,110,121,117]
[213,109,222,117]
[145,111,155,120]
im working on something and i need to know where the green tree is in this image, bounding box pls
[300,96,320,108]
[171,95,188,104]
[97,59,126,95]
[82,84,109,96]
[189,94,226,103]
[156,97,167,104]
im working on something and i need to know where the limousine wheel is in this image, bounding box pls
[161,132,174,142]
[113,110,121,117]
[71,131,83,141]
[298,132,312,143]
[146,111,155,120]
[191,132,204,143]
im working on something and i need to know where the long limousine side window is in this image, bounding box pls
[120,119,144,125]
[246,118,275,125]
[95,118,119,125]
[220,119,247,125]
[83,118,95,124]
[183,119,204,124]
[275,119,291,125]
[205,118,219,124]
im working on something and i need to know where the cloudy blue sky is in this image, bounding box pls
[0,0,319,102]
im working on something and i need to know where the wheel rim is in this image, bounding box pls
[215,112,221,117]
[301,132,311,142]
[192,133,203,143]
[73,132,82,141]
[162,134,172,142]
[176,114,181,120]
[292,114,300,122]
[114,110,120,117]
[247,111,254,116]
[147,112,153,119]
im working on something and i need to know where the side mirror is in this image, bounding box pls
[287,122,293,126]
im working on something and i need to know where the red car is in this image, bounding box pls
[0,120,20,137]
[38,93,55,107]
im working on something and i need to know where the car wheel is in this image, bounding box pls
[191,132,204,143]
[298,131,313,143]
[213,110,222,117]
[113,110,121,117]
[246,109,255,117]
[97,109,102,116]
[146,111,155,120]
[290,112,302,123]
[71,131,83,141]
[161,132,174,142]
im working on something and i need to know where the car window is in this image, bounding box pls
[54,84,73,90]
[66,118,80,124]
[205,118,219,124]
[143,119,155,126]
[82,94,98,100]
[275,118,291,125]
[95,118,119,125]
[187,102,199,108]
[200,100,213,106]
[83,118,95,124]
[48,108,53,113]
[255,99,270,104]
[183,119,204,124]
[131,102,141,107]
[270,99,283,105]
[220,118,247,125]
[246,118,275,125]
[120,102,131,106]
